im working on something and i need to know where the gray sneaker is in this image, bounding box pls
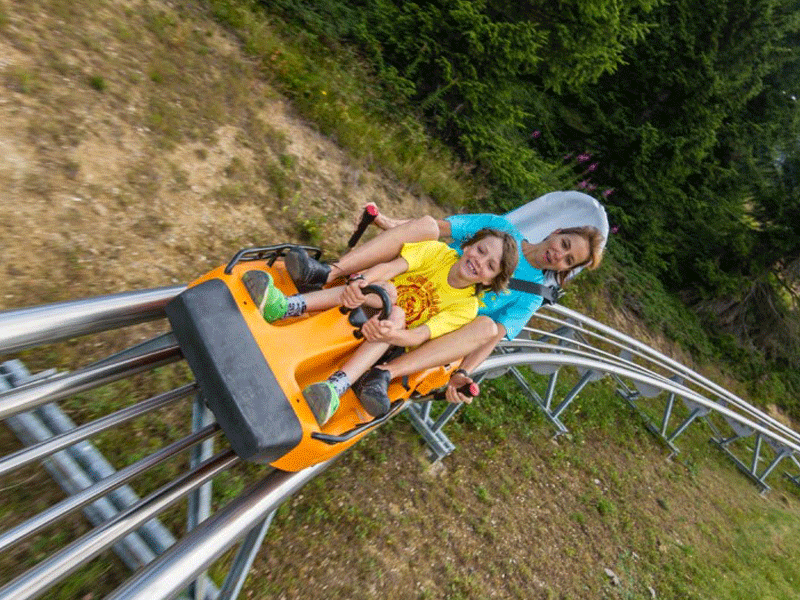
[284,246,331,293]
[352,367,392,417]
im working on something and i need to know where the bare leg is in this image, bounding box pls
[378,316,499,379]
[327,216,439,282]
[299,287,344,312]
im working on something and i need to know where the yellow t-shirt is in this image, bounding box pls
[393,241,479,340]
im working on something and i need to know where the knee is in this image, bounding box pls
[382,282,398,304]
[472,316,499,343]
[417,215,440,240]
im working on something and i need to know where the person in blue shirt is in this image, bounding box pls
[285,204,604,404]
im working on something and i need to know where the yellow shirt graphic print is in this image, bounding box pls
[394,241,479,340]
[396,273,441,329]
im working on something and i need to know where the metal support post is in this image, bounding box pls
[405,402,456,462]
[187,394,216,600]
[783,454,800,488]
[551,369,600,422]
[510,367,567,434]
[216,511,276,600]
[660,394,676,437]
[663,399,711,454]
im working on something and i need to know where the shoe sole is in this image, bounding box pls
[303,383,339,426]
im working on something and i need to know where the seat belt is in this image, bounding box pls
[508,278,562,305]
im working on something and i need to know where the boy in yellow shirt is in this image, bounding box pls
[243,228,518,425]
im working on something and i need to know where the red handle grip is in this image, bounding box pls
[432,382,479,401]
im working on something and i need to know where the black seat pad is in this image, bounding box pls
[165,279,303,464]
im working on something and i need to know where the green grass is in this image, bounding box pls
[206,0,479,209]
[465,374,800,599]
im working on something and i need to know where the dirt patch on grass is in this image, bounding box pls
[0,0,442,315]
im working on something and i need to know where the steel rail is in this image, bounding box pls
[0,344,181,420]
[474,353,800,455]
[502,337,686,392]
[0,286,185,355]
[523,312,764,423]
[525,311,679,379]
[499,337,800,446]
[540,305,800,442]
[528,311,713,387]
[505,333,754,423]
[0,450,239,600]
[103,459,336,600]
[0,383,197,477]
[520,311,760,413]
[0,424,220,554]
[503,328,670,383]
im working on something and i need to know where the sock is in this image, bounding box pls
[328,370,351,397]
[284,294,307,317]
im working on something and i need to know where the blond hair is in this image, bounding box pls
[552,226,605,286]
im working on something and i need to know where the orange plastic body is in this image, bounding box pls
[186,256,458,471]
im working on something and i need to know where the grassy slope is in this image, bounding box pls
[1,1,800,598]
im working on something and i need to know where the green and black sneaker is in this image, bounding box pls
[242,270,288,322]
[302,381,341,426]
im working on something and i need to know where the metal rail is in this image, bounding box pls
[0,286,184,354]
[104,460,335,600]
[0,451,239,600]
[479,354,800,454]
[544,304,800,444]
[1,287,799,600]
[0,383,197,477]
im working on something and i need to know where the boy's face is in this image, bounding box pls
[458,235,504,286]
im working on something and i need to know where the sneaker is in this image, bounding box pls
[352,367,392,417]
[302,381,341,426]
[284,246,331,293]
[242,270,288,322]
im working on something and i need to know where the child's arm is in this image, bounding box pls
[340,256,409,309]
[361,318,431,348]
[362,256,409,283]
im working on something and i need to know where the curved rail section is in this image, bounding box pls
[0,289,797,600]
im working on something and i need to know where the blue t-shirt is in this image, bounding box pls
[447,213,544,340]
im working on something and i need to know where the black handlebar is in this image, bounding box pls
[339,283,394,338]
[347,205,378,248]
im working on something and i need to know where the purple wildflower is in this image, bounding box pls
[602,189,614,197]
[587,162,598,172]
[531,130,541,139]
[576,153,591,163]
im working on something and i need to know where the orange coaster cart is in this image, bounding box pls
[165,245,458,472]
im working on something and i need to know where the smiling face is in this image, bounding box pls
[527,231,591,272]
[454,235,504,287]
